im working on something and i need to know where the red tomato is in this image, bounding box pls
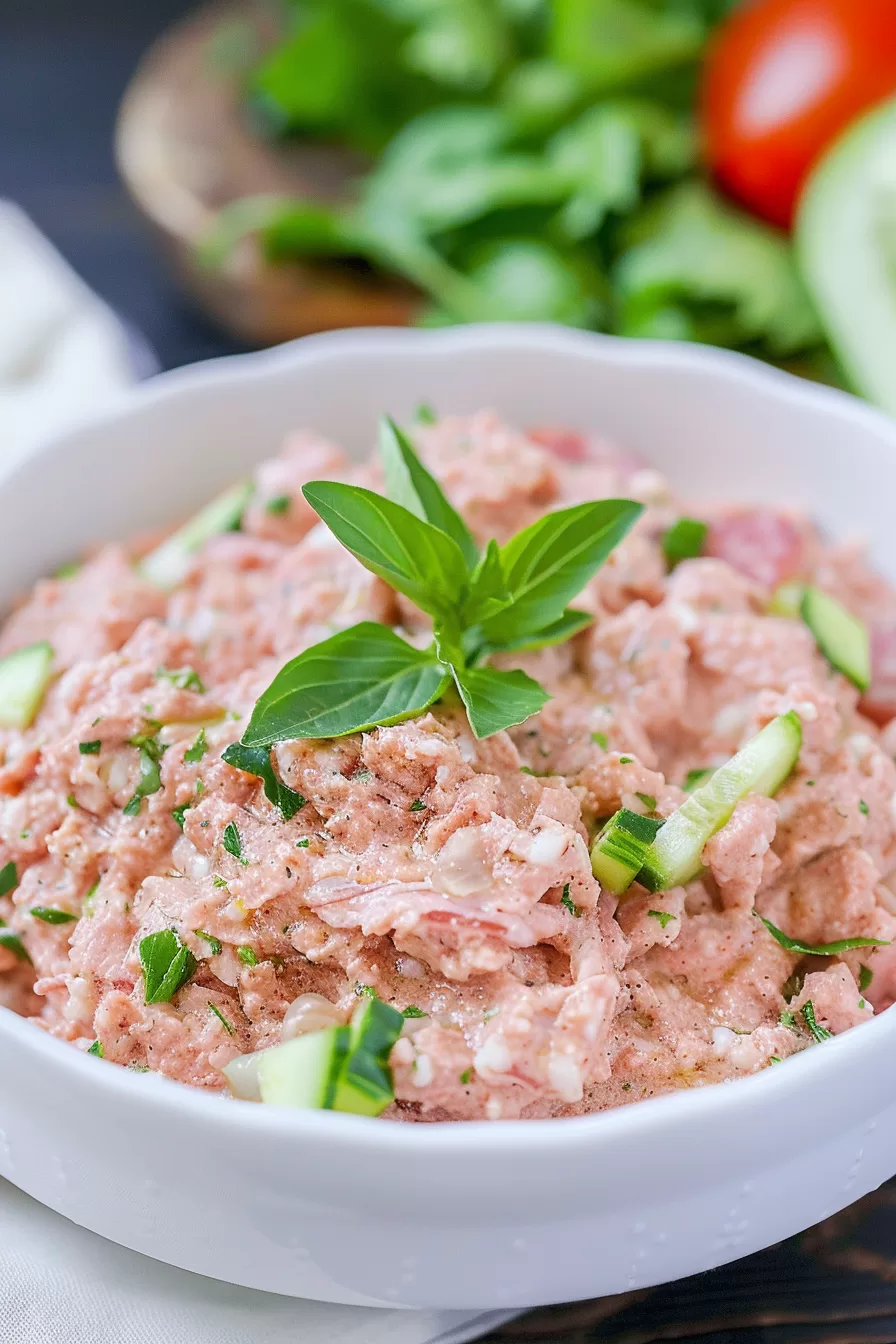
[701,0,896,229]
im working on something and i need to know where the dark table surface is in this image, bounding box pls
[3,4,896,1342]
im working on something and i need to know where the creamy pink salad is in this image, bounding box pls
[3,410,896,1122]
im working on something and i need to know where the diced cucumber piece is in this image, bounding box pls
[796,95,896,416]
[640,711,802,892]
[0,642,53,729]
[333,996,404,1116]
[140,481,254,590]
[800,586,870,692]
[591,808,662,895]
[258,1025,350,1109]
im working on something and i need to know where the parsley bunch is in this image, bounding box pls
[236,417,641,745]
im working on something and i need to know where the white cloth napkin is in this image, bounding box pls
[0,206,514,1344]
[0,1181,511,1344]
[0,201,154,463]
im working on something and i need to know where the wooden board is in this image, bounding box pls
[115,0,419,345]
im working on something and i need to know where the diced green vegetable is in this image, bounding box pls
[258,1026,352,1109]
[800,586,871,692]
[591,807,662,894]
[332,995,404,1116]
[662,517,707,568]
[140,481,254,590]
[796,95,896,416]
[640,711,802,892]
[0,642,53,730]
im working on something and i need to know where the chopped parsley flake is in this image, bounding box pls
[0,861,18,898]
[801,1000,833,1042]
[0,922,31,963]
[859,964,874,992]
[87,1040,104,1058]
[779,1010,796,1028]
[208,1002,235,1034]
[222,821,247,863]
[354,983,375,999]
[636,792,657,811]
[265,494,291,516]
[459,1068,472,1086]
[560,884,580,917]
[590,731,608,749]
[619,756,633,764]
[859,998,866,1010]
[403,1005,427,1018]
[410,798,426,812]
[414,402,436,424]
[66,793,79,808]
[769,1055,782,1065]
[212,876,229,890]
[237,945,258,967]
[295,838,309,848]
[859,799,869,816]
[78,740,101,755]
[124,732,166,815]
[171,802,191,830]
[30,906,77,925]
[156,666,205,693]
[648,909,675,929]
[621,1082,632,1091]
[139,930,197,1004]
[805,779,816,786]
[195,929,222,955]
[184,730,208,765]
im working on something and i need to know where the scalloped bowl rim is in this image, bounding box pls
[1,322,895,1156]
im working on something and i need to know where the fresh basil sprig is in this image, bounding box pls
[239,416,642,743]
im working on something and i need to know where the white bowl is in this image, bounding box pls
[3,325,896,1311]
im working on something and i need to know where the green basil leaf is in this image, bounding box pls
[758,915,888,957]
[139,929,197,1004]
[302,480,469,617]
[379,416,478,568]
[481,606,593,656]
[0,861,18,899]
[481,498,642,643]
[241,622,450,746]
[462,539,510,626]
[221,741,307,820]
[451,663,549,738]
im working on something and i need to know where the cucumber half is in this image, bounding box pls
[800,586,871,692]
[140,481,254,590]
[640,711,802,892]
[797,94,896,414]
[0,641,54,730]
